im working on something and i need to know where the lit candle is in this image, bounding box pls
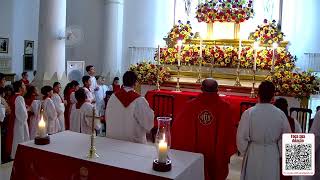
[157,45,161,65]
[177,40,182,66]
[38,115,47,138]
[271,42,278,72]
[253,42,259,71]
[158,135,168,163]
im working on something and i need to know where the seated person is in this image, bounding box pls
[172,78,236,180]
[105,71,154,144]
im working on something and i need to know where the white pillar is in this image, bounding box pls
[103,0,123,83]
[36,0,66,86]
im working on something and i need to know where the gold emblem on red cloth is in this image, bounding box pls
[80,167,89,177]
[198,110,214,125]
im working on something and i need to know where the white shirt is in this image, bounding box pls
[70,102,100,134]
[52,93,65,131]
[84,87,95,103]
[11,96,29,158]
[94,84,111,116]
[237,103,291,180]
[106,87,154,144]
[43,98,60,134]
[89,76,97,92]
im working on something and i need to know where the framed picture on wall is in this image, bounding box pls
[24,40,34,55]
[23,55,33,71]
[0,38,9,53]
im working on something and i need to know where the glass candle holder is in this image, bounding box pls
[155,117,172,163]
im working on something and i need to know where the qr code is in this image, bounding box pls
[285,144,312,171]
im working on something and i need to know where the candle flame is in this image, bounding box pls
[177,40,183,47]
[39,116,46,127]
[272,42,278,49]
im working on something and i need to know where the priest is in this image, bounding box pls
[106,71,154,144]
[237,81,291,180]
[6,81,29,159]
[171,78,236,180]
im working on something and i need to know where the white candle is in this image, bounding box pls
[38,115,47,138]
[158,136,168,163]
[177,40,182,66]
[271,43,278,72]
[238,39,242,60]
[253,42,259,71]
[157,45,161,65]
[199,37,203,58]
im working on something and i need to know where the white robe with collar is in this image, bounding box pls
[11,96,29,158]
[29,100,41,140]
[301,111,320,180]
[43,98,60,134]
[70,102,100,134]
[105,87,154,144]
[237,103,291,180]
[84,87,95,103]
[52,93,65,131]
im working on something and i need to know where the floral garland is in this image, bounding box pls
[249,19,284,44]
[166,20,193,44]
[266,69,319,99]
[196,0,254,23]
[129,62,171,85]
[157,44,296,71]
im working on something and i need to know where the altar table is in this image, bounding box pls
[11,131,204,180]
[145,89,258,125]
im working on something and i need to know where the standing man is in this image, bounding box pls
[106,71,154,144]
[172,78,236,180]
[237,81,291,180]
[86,65,98,92]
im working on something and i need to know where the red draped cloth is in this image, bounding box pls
[4,94,20,159]
[113,84,121,93]
[64,88,74,130]
[115,88,140,107]
[171,92,236,180]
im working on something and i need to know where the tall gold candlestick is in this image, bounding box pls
[196,57,202,83]
[234,39,242,86]
[175,65,181,92]
[156,64,161,90]
[87,107,99,159]
[250,70,257,98]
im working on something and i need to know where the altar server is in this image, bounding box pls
[7,81,29,158]
[237,81,291,180]
[64,81,79,130]
[171,78,236,180]
[302,110,320,180]
[106,71,154,144]
[24,86,41,140]
[94,76,111,116]
[70,88,100,134]
[41,86,60,134]
[52,82,65,131]
[86,65,98,92]
[82,76,95,103]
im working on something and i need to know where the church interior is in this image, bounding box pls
[0,0,320,180]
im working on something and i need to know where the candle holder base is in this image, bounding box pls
[153,159,172,172]
[34,135,50,145]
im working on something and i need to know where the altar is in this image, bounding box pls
[11,131,204,180]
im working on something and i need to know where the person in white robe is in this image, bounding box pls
[106,71,154,144]
[237,81,291,180]
[0,100,6,163]
[29,100,41,140]
[70,88,101,134]
[94,76,111,116]
[301,110,320,180]
[11,81,29,158]
[82,75,95,104]
[41,86,60,134]
[52,82,65,131]
[86,65,98,92]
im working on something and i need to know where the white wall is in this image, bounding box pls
[122,0,174,73]
[11,0,39,79]
[0,0,13,57]
[66,0,105,75]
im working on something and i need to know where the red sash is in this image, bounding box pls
[115,88,140,108]
[113,84,121,93]
[64,89,75,130]
[5,94,20,158]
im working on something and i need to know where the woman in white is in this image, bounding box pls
[237,81,291,180]
[52,82,65,131]
[41,86,60,134]
[70,88,100,134]
[11,81,29,158]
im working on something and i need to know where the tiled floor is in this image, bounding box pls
[0,155,243,180]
